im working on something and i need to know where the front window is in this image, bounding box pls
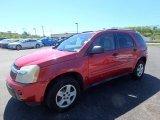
[57,33,94,52]
[21,40,28,43]
[91,33,116,51]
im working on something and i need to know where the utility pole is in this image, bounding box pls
[22,28,25,32]
[75,23,78,33]
[41,26,45,36]
[33,28,37,36]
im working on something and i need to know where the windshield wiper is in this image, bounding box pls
[57,49,75,52]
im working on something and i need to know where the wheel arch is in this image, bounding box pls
[132,56,147,72]
[138,56,147,64]
[16,44,22,49]
[44,71,84,100]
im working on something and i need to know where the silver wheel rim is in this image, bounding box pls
[137,63,144,77]
[17,46,21,50]
[36,44,40,48]
[56,85,77,108]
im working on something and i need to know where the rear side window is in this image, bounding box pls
[116,33,134,49]
[133,33,146,47]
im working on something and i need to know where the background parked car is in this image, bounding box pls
[0,39,19,48]
[55,39,65,45]
[38,37,57,46]
[8,39,43,50]
[0,38,6,41]
[53,37,69,48]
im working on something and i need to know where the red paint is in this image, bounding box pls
[7,30,147,102]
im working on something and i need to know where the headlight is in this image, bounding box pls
[15,65,40,84]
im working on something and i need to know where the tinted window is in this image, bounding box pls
[133,33,146,47]
[29,40,36,42]
[24,40,29,42]
[117,33,134,49]
[92,33,116,51]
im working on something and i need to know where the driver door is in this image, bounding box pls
[22,40,30,48]
[88,33,120,84]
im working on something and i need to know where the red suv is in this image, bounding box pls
[6,29,147,111]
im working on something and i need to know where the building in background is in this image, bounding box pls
[51,33,76,40]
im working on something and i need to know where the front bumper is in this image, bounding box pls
[8,45,16,49]
[1,44,8,48]
[6,75,49,102]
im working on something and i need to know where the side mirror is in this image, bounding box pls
[89,46,104,54]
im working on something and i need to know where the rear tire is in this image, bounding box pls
[45,77,81,112]
[131,60,145,80]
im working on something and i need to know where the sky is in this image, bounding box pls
[0,0,160,36]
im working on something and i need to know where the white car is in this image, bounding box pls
[8,39,44,50]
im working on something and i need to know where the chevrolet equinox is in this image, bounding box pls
[6,29,147,111]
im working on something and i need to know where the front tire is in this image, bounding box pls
[35,44,40,48]
[131,60,145,80]
[45,77,81,112]
[16,45,22,50]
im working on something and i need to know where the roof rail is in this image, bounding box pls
[107,28,137,32]
[107,29,118,30]
[82,31,94,33]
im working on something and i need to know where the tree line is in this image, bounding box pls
[127,26,160,40]
[0,26,160,41]
[0,31,40,39]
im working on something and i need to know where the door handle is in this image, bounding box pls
[112,53,118,56]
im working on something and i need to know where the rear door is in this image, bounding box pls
[88,33,120,84]
[115,32,138,73]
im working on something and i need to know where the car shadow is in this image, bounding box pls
[3,73,160,120]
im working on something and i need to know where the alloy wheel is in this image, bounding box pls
[56,84,77,108]
[137,63,144,77]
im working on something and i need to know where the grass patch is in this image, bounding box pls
[146,43,160,47]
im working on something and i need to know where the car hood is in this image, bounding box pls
[1,41,17,44]
[0,42,10,44]
[15,48,77,68]
[0,42,9,45]
[8,42,20,45]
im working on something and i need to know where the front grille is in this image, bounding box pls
[10,70,16,80]
[6,83,16,98]
[10,64,20,80]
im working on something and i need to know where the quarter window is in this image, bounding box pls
[117,33,134,49]
[133,33,146,47]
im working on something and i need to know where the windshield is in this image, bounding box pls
[1,39,10,42]
[20,40,27,43]
[57,33,94,52]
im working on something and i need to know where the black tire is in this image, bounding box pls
[52,42,56,46]
[45,77,81,112]
[16,45,22,50]
[35,44,40,48]
[131,60,145,80]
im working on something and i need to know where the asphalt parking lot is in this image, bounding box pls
[0,46,160,120]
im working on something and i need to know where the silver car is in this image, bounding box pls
[8,39,43,50]
[0,39,19,48]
